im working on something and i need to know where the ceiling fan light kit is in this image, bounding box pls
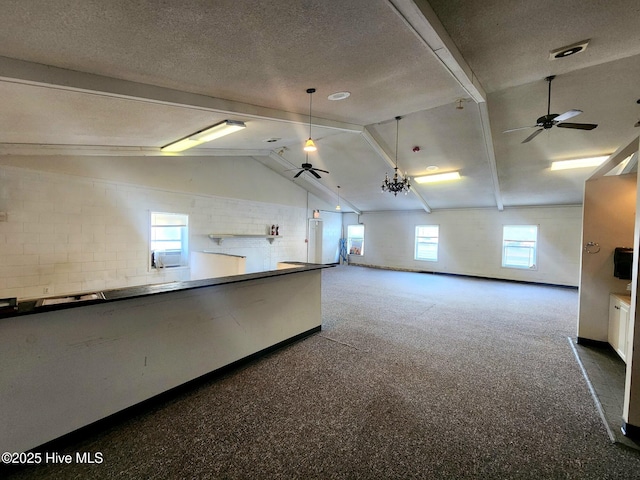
[161,120,246,152]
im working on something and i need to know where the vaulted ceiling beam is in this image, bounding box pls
[386,0,504,211]
[0,56,363,134]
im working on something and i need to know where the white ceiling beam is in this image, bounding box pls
[0,144,271,157]
[0,56,363,134]
[386,0,504,211]
[477,103,505,210]
[621,152,639,175]
[589,135,640,180]
[387,0,486,103]
[362,127,432,213]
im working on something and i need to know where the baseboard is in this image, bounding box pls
[347,263,578,289]
[576,337,613,350]
[622,421,640,440]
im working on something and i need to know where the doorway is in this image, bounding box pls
[308,219,323,263]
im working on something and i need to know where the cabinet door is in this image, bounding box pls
[609,297,621,355]
[619,302,630,362]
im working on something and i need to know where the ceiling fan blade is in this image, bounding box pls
[293,170,303,178]
[556,122,598,130]
[310,170,322,179]
[314,168,330,174]
[554,109,582,122]
[522,128,544,143]
[503,126,536,133]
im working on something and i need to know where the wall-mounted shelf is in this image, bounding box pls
[208,234,281,245]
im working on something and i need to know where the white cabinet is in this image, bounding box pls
[609,294,631,362]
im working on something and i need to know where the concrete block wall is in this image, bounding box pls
[0,165,307,300]
[345,206,582,286]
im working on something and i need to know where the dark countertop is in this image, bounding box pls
[1,263,333,320]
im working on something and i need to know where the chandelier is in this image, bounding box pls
[381,116,411,196]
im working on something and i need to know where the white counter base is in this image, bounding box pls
[0,268,322,453]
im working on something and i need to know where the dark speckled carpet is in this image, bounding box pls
[5,265,640,479]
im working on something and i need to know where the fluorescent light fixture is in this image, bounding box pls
[550,156,608,171]
[414,171,461,184]
[161,120,246,153]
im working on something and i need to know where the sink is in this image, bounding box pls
[36,292,105,307]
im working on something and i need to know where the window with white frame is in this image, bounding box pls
[150,212,189,268]
[415,225,439,261]
[502,225,538,269]
[347,224,364,256]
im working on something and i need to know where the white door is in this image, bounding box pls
[308,219,323,263]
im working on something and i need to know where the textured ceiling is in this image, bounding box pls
[427,0,640,92]
[0,0,638,212]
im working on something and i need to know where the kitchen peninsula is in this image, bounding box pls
[0,263,330,454]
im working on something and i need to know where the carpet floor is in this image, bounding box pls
[5,265,640,479]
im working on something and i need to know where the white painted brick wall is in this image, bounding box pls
[0,165,308,300]
[346,207,583,286]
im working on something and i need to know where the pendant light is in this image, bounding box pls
[303,88,317,152]
[381,116,411,196]
[336,185,342,211]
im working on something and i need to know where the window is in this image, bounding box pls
[347,224,364,256]
[415,225,439,261]
[150,212,189,268]
[502,225,537,269]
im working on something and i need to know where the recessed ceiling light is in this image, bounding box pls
[549,39,590,60]
[414,171,461,184]
[328,91,351,101]
[426,165,439,172]
[550,156,609,171]
[264,137,281,143]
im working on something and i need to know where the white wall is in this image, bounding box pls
[345,206,582,286]
[319,210,342,264]
[0,155,306,207]
[0,159,308,299]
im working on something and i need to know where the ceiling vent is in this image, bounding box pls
[549,40,590,60]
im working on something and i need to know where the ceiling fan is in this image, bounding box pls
[503,75,598,143]
[290,161,329,179]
